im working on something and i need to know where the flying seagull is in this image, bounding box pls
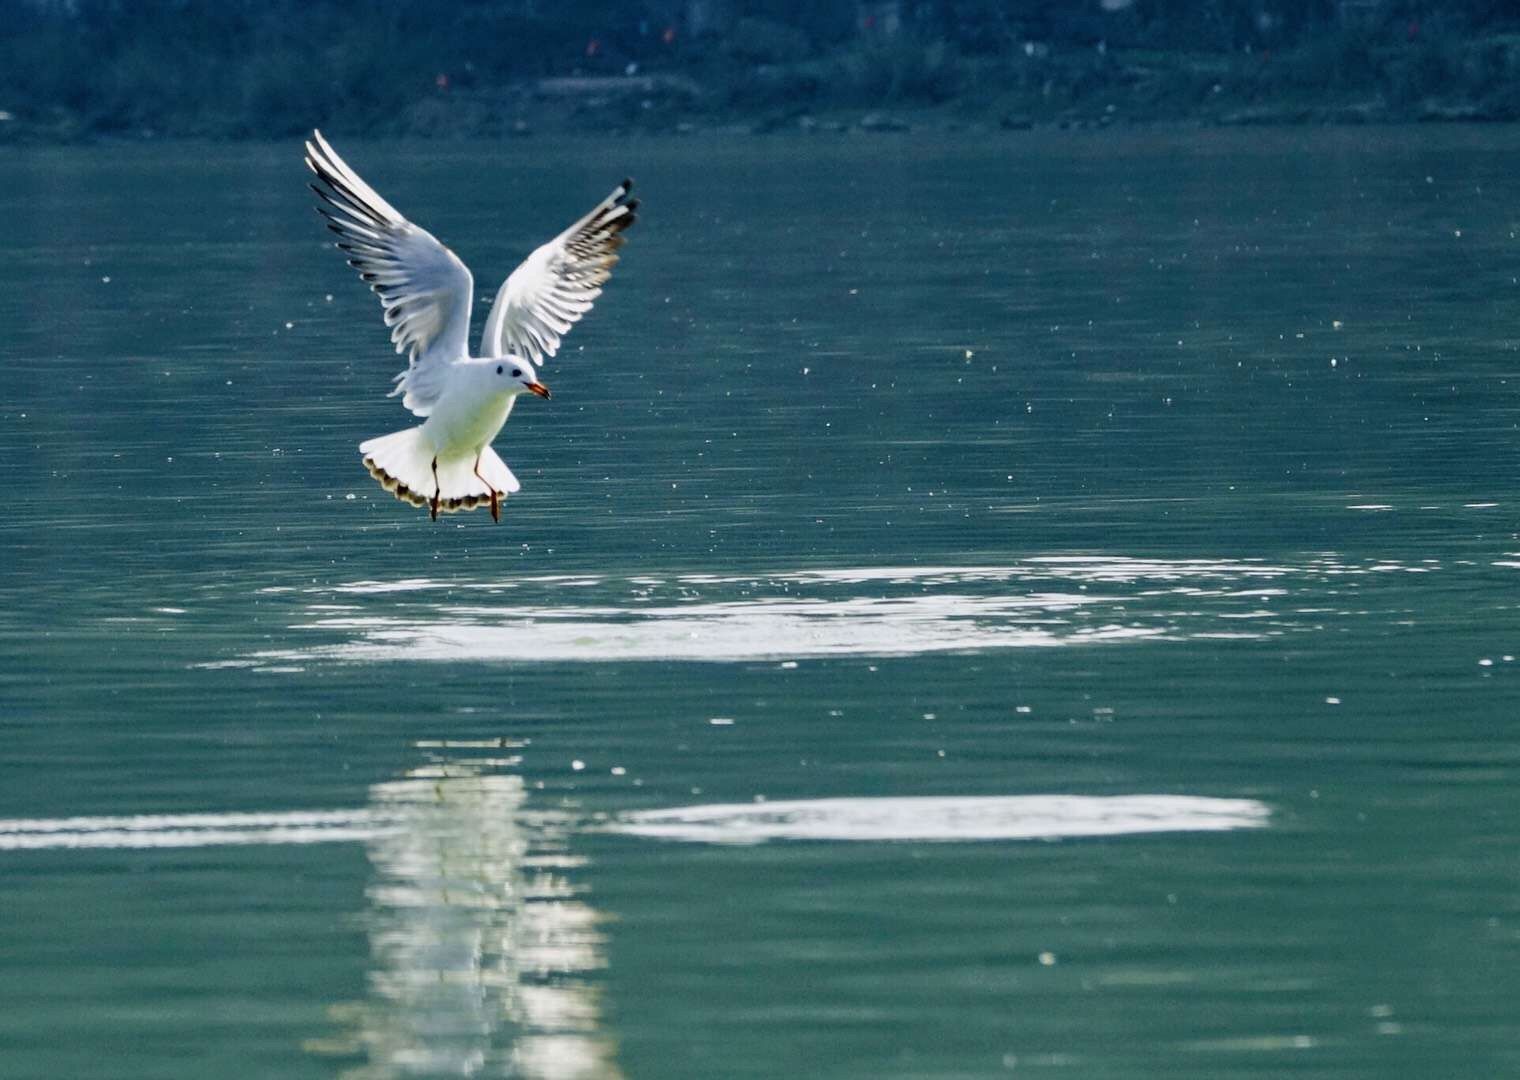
[304,130,637,521]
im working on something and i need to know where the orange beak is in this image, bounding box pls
[527,381,551,399]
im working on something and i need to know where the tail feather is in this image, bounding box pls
[359,427,520,515]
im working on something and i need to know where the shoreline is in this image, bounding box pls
[7,28,1520,147]
[4,103,1520,148]
[5,6,1520,147]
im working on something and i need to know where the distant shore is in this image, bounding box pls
[4,27,1520,145]
[4,95,1517,146]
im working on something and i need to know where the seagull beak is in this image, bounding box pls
[527,381,551,400]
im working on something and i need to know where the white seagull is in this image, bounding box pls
[304,130,637,521]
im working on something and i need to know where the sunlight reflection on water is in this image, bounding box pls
[0,768,1270,1077]
[0,809,398,850]
[206,555,1441,668]
[315,758,620,1080]
[608,794,1271,845]
[0,759,622,1078]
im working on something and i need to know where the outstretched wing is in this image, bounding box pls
[305,130,473,417]
[480,180,637,364]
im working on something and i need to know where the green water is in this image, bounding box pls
[2,127,1519,1078]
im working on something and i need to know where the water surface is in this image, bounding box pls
[3,126,1520,1078]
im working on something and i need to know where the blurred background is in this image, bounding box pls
[4,0,1520,140]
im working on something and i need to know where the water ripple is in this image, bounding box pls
[0,809,399,850]
[608,795,1271,844]
[207,556,1428,668]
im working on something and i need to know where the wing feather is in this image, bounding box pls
[305,130,473,416]
[480,180,637,363]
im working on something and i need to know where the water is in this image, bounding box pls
[2,126,1519,1078]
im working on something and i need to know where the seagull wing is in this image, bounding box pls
[305,130,473,417]
[480,180,637,364]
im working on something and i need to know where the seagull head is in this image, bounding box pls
[491,358,550,400]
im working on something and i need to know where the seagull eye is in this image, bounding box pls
[512,368,523,378]
[496,365,503,375]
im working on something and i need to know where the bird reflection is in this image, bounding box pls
[313,748,620,1079]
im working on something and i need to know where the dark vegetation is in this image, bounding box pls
[3,0,1520,140]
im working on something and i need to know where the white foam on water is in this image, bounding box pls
[288,558,1308,597]
[208,558,1422,668]
[215,592,1167,666]
[608,794,1271,845]
[0,809,402,850]
[0,795,1271,851]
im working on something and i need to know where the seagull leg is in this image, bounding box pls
[430,456,441,521]
[473,454,501,523]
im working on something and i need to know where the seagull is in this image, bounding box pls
[304,130,636,521]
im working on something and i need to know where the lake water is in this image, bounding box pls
[2,126,1519,1078]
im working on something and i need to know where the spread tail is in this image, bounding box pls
[359,427,520,515]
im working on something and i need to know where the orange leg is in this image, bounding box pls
[473,454,501,523]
